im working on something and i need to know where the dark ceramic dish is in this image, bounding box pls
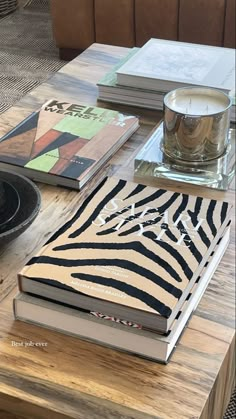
[0,180,20,230]
[0,170,41,245]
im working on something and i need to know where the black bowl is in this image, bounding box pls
[0,179,20,230]
[0,170,41,245]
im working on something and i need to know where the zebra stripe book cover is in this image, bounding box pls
[19,177,232,319]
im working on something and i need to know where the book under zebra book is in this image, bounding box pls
[0,99,139,189]
[17,177,232,333]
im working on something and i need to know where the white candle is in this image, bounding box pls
[164,87,231,116]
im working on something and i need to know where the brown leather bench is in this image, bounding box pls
[50,0,236,60]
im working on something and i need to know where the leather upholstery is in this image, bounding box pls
[50,0,94,50]
[224,0,236,47]
[135,0,179,46]
[179,0,226,46]
[95,0,135,47]
[50,0,236,53]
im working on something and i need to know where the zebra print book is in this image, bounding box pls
[18,177,232,333]
[14,228,230,363]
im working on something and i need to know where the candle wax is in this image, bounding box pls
[166,92,229,115]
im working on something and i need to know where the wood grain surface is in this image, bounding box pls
[0,43,235,419]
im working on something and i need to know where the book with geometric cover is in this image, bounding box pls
[18,177,232,333]
[0,100,139,189]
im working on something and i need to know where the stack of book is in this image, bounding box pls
[14,177,232,363]
[97,38,236,123]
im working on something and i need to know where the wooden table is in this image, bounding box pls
[0,43,235,419]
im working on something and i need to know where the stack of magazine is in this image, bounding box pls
[97,38,236,123]
[14,177,232,363]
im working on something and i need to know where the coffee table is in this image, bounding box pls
[0,43,235,419]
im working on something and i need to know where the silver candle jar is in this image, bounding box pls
[163,87,232,162]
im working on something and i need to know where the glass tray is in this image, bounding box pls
[134,122,235,190]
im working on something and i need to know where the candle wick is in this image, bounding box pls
[189,98,192,108]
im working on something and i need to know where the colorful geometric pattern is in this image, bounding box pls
[0,101,135,181]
